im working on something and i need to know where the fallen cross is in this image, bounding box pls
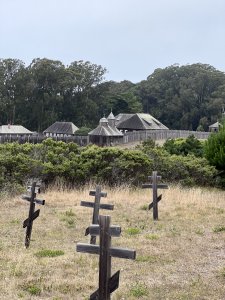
[80,185,114,244]
[77,215,136,300]
[22,182,45,248]
[142,171,168,220]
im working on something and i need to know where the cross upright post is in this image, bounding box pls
[142,171,168,220]
[152,171,159,220]
[22,182,45,248]
[25,182,36,248]
[76,215,136,299]
[99,215,111,300]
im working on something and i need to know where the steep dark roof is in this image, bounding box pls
[116,113,168,130]
[116,113,134,125]
[0,125,33,135]
[88,117,123,137]
[43,122,79,135]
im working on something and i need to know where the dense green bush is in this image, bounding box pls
[0,137,220,194]
[204,126,225,171]
[163,135,204,157]
[204,126,225,188]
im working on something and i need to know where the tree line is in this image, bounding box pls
[0,58,225,132]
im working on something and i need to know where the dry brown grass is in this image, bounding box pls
[0,185,225,299]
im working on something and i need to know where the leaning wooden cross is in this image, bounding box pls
[142,171,168,220]
[77,215,136,300]
[22,182,45,248]
[80,185,114,244]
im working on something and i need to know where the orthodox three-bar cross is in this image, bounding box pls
[80,185,114,244]
[22,182,45,248]
[142,171,168,220]
[77,215,136,300]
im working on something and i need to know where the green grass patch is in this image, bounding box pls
[218,267,225,278]
[213,225,225,233]
[195,228,204,235]
[140,204,149,210]
[129,282,149,298]
[24,284,41,295]
[136,255,158,263]
[145,233,159,240]
[35,249,64,258]
[125,227,141,235]
[60,209,76,227]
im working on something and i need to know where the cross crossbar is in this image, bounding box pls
[27,185,41,194]
[149,194,162,210]
[23,209,40,228]
[148,175,162,181]
[89,190,107,197]
[22,195,45,205]
[88,224,121,237]
[80,201,114,210]
[142,183,168,189]
[76,243,136,260]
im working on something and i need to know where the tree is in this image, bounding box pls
[60,60,107,127]
[136,64,225,130]
[204,124,225,171]
[23,58,66,131]
[0,58,25,125]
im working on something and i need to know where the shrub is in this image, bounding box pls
[204,125,225,171]
[163,135,204,157]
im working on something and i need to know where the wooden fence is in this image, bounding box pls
[121,129,210,144]
[0,129,210,146]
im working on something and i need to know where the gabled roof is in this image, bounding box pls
[0,125,33,135]
[43,122,79,135]
[209,121,221,128]
[88,117,123,137]
[116,113,169,130]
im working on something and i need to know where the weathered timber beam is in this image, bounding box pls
[22,195,45,205]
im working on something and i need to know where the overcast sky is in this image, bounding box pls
[1,0,225,83]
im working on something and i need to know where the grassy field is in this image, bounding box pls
[0,185,225,299]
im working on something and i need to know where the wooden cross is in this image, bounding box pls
[22,182,45,248]
[77,215,136,300]
[80,185,114,244]
[142,171,168,220]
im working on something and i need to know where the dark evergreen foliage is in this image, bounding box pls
[1,59,225,131]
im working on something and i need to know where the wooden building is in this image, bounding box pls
[0,124,33,136]
[88,114,123,146]
[43,122,79,137]
[208,121,222,132]
[115,113,169,132]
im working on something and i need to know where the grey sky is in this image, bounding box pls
[1,0,225,82]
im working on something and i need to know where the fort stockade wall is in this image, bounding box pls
[0,130,210,146]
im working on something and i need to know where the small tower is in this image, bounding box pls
[107,111,116,128]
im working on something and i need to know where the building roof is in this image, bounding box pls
[116,113,169,130]
[107,112,116,120]
[0,125,33,135]
[88,117,123,137]
[209,121,221,128]
[43,122,79,135]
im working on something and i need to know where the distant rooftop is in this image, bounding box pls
[116,113,169,130]
[43,122,79,135]
[0,125,33,135]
